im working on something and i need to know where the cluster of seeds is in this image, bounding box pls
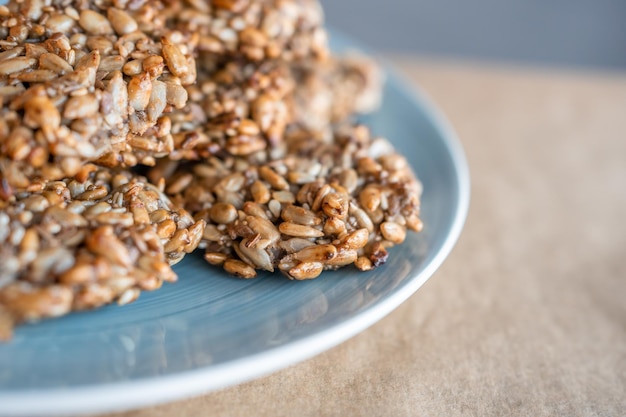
[0,165,205,339]
[166,58,294,161]
[0,0,199,189]
[0,0,424,339]
[0,0,331,191]
[163,52,382,162]
[151,124,422,279]
[291,53,384,132]
[168,0,328,63]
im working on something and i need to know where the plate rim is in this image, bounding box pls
[0,42,470,417]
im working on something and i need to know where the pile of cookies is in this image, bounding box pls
[0,0,422,339]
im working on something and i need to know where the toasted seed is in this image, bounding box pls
[272,190,295,204]
[164,229,189,253]
[349,203,375,233]
[238,119,260,136]
[380,221,406,244]
[86,36,114,55]
[107,8,138,36]
[0,57,37,75]
[259,166,289,190]
[359,186,381,212]
[281,205,321,226]
[165,81,188,108]
[86,226,132,267]
[17,70,57,82]
[311,184,332,212]
[204,252,229,266]
[250,180,271,204]
[156,218,177,239]
[0,46,24,62]
[279,238,316,254]
[128,72,152,111]
[64,94,99,119]
[339,228,369,250]
[162,38,188,78]
[127,136,158,151]
[58,263,96,285]
[75,186,108,201]
[339,169,358,193]
[104,71,128,127]
[143,55,165,79]
[322,192,349,219]
[99,55,125,72]
[289,262,324,280]
[279,222,324,238]
[146,80,167,122]
[93,211,135,227]
[268,199,282,218]
[123,59,144,76]
[165,173,193,195]
[185,221,207,252]
[129,198,150,224]
[45,14,75,34]
[357,157,382,175]
[242,202,269,220]
[215,173,245,193]
[323,217,346,236]
[326,249,358,267]
[355,256,374,271]
[239,238,274,272]
[292,244,337,263]
[79,10,114,35]
[246,216,281,243]
[239,28,268,47]
[406,215,424,232]
[223,259,257,279]
[210,203,238,224]
[226,135,267,155]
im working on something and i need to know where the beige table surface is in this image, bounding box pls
[95,58,626,417]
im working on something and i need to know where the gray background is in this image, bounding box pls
[320,0,626,70]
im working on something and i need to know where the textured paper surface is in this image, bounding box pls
[95,59,626,417]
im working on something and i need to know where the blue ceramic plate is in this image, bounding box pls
[0,32,469,416]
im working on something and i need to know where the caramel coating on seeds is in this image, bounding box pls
[155,125,423,280]
[0,0,197,188]
[0,0,424,339]
[0,167,205,337]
